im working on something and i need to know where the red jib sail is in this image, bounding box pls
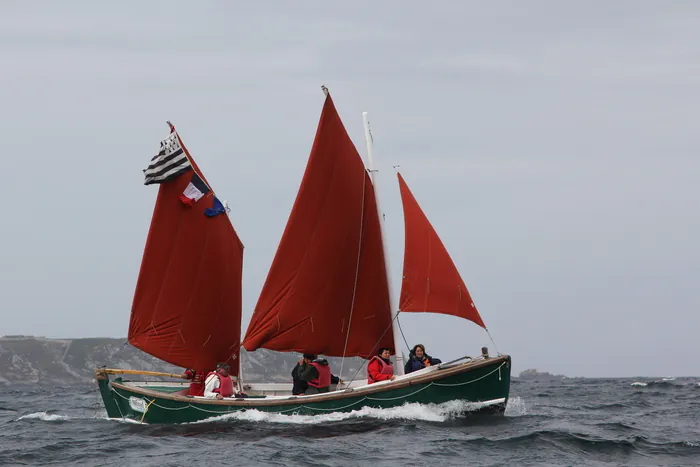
[242,94,394,358]
[128,126,244,374]
[397,173,486,328]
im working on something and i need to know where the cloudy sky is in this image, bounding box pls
[1,1,698,377]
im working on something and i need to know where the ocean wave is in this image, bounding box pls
[15,411,107,422]
[588,421,639,432]
[580,401,630,410]
[630,380,694,389]
[465,429,700,456]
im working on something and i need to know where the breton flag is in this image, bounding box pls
[143,132,192,185]
[180,172,210,206]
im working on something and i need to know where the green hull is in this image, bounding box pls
[96,356,511,424]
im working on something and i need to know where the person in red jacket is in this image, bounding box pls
[183,369,206,396]
[367,347,396,384]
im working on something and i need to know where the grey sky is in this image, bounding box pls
[1,1,698,377]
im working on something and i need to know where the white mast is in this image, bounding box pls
[362,111,405,375]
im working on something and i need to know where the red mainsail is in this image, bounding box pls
[242,94,394,358]
[128,127,244,374]
[397,173,486,328]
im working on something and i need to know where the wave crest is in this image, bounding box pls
[17,412,69,422]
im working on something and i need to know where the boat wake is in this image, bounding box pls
[503,396,527,416]
[189,399,512,425]
[12,399,523,426]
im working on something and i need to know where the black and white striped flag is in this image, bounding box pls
[143,132,192,185]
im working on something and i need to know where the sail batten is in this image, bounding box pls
[398,173,486,328]
[242,94,394,358]
[128,128,244,374]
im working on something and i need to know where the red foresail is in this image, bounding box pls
[128,129,244,375]
[397,173,486,328]
[242,94,394,358]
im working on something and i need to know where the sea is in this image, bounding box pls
[1,377,698,467]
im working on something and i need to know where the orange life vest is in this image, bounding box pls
[367,356,394,384]
[308,362,332,388]
[206,371,234,397]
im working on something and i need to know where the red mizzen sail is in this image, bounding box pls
[397,173,486,328]
[128,127,244,374]
[242,94,394,358]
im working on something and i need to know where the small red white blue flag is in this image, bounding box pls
[180,172,210,206]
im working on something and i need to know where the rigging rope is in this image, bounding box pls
[486,328,501,355]
[99,340,129,369]
[345,310,404,386]
[396,314,410,350]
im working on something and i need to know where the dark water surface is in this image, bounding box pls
[1,378,699,466]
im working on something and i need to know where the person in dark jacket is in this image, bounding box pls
[294,354,342,394]
[404,344,442,374]
[291,354,312,395]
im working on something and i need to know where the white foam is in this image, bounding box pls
[113,417,146,425]
[17,411,69,421]
[504,396,527,416]
[631,382,647,387]
[16,410,109,422]
[661,377,676,381]
[188,399,501,425]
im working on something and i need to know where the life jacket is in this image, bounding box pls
[206,371,234,397]
[367,356,394,384]
[187,371,205,396]
[407,356,424,373]
[308,361,332,388]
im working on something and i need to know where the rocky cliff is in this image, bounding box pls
[0,336,366,385]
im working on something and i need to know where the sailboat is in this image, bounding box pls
[95,89,512,424]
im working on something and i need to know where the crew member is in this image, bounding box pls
[297,354,341,394]
[367,347,396,384]
[204,362,236,399]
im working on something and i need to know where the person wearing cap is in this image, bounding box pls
[203,362,236,399]
[296,354,342,395]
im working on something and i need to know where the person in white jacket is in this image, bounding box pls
[203,362,237,399]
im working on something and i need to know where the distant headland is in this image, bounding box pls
[0,335,364,385]
[517,368,569,381]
